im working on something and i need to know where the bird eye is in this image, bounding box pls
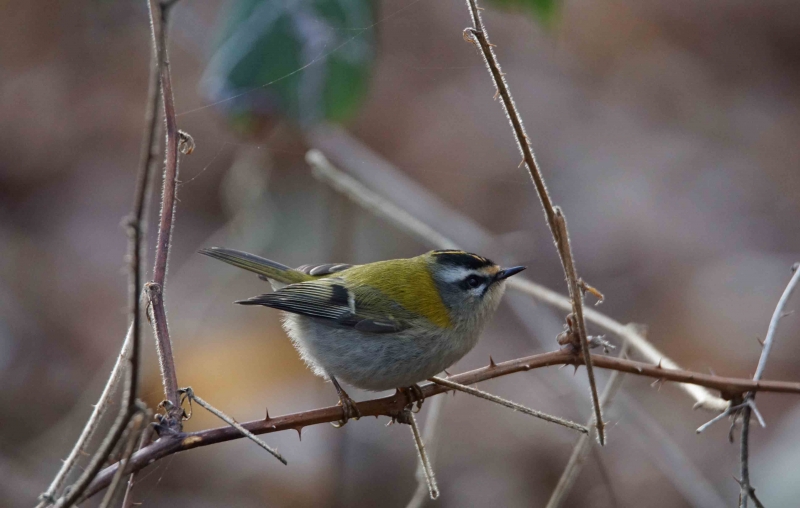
[465,275,482,288]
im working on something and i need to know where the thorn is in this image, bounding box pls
[295,427,303,441]
[733,476,744,487]
[650,378,664,391]
[489,356,497,368]
[493,89,500,100]
[572,364,580,376]
[488,42,497,48]
[780,310,794,318]
[265,408,270,420]
[444,369,452,377]
[656,359,663,369]
[518,158,525,168]
[707,366,717,376]
[756,336,765,347]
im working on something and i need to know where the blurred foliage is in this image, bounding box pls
[485,0,558,24]
[203,0,554,135]
[203,0,375,131]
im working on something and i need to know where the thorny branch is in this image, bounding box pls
[464,0,602,442]
[553,209,606,443]
[738,263,799,507]
[147,0,184,430]
[38,2,180,505]
[429,376,588,434]
[306,146,727,411]
[82,349,800,500]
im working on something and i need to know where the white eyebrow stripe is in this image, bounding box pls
[439,266,478,283]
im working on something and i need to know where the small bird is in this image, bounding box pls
[199,247,525,424]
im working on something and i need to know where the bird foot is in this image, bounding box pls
[399,384,425,413]
[331,389,361,428]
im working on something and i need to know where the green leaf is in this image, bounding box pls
[202,0,375,128]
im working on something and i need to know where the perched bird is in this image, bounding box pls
[199,247,525,424]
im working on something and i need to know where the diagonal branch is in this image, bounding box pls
[81,349,800,500]
[553,208,605,443]
[546,344,628,508]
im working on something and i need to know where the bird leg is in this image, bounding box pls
[330,375,361,428]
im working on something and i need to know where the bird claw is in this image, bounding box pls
[399,384,425,413]
[331,391,361,428]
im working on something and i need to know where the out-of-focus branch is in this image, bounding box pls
[147,0,184,429]
[83,349,800,500]
[463,0,603,444]
[98,411,147,508]
[36,327,132,508]
[305,147,727,412]
[738,263,799,507]
[546,344,628,508]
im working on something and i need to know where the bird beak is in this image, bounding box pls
[495,266,526,281]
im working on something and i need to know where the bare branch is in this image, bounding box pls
[98,411,147,508]
[553,209,605,443]
[754,263,800,382]
[463,0,605,444]
[306,147,727,411]
[36,326,132,508]
[180,387,287,465]
[147,0,184,429]
[546,344,628,508]
[429,376,588,434]
[405,395,446,508]
[82,349,800,500]
[407,411,439,500]
[738,263,799,507]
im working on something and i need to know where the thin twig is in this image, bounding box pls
[738,263,799,507]
[147,0,183,429]
[429,376,588,434]
[82,348,800,500]
[180,388,287,465]
[463,0,605,445]
[553,209,605,443]
[696,403,747,434]
[36,327,132,508]
[546,344,629,508]
[120,423,155,508]
[407,411,439,500]
[405,394,446,508]
[753,263,800,381]
[98,411,147,508]
[306,147,727,411]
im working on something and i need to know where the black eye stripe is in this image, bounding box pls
[460,274,488,290]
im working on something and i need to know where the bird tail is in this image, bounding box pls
[198,247,311,286]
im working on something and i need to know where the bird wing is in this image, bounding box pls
[295,263,355,277]
[237,278,410,334]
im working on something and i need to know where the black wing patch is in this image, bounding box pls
[237,279,407,334]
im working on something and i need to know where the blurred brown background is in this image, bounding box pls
[2,0,800,506]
